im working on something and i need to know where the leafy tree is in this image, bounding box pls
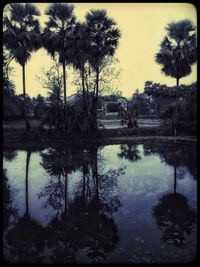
[32,94,47,120]
[155,19,197,136]
[37,61,64,130]
[3,3,41,130]
[130,90,150,117]
[144,81,165,116]
[72,56,121,130]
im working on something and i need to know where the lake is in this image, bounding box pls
[3,141,197,263]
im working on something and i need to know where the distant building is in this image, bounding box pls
[98,96,128,119]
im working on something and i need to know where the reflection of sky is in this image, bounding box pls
[101,145,197,263]
[3,144,197,263]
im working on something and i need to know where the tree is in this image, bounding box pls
[130,90,150,117]
[32,94,47,120]
[3,3,41,130]
[37,61,64,130]
[72,56,121,129]
[43,3,76,130]
[85,9,121,131]
[155,19,197,136]
[71,22,90,112]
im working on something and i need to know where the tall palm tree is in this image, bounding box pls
[85,10,121,130]
[43,3,76,131]
[3,3,41,131]
[72,22,90,111]
[155,19,197,136]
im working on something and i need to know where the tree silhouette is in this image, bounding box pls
[3,3,41,130]
[155,19,197,136]
[72,22,90,112]
[85,9,121,130]
[151,142,196,247]
[43,3,76,130]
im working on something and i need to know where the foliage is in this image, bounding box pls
[3,3,41,66]
[155,19,197,81]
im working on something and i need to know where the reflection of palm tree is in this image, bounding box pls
[66,148,123,261]
[118,144,141,162]
[152,141,196,247]
[39,146,123,262]
[6,214,45,263]
[25,151,31,215]
[39,147,81,215]
[152,193,196,247]
[5,151,45,263]
[67,198,119,261]
[3,150,18,162]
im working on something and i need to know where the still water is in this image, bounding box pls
[3,141,197,263]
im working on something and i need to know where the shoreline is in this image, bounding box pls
[3,128,197,149]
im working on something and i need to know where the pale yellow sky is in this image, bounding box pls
[4,3,197,98]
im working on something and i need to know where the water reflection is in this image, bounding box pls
[118,144,141,162]
[145,141,197,247]
[3,149,18,162]
[143,141,197,180]
[152,193,196,247]
[3,142,197,263]
[3,169,18,231]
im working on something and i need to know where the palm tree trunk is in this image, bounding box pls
[93,67,99,131]
[82,166,86,198]
[174,78,179,137]
[81,66,87,114]
[64,171,68,214]
[63,62,67,131]
[173,162,177,194]
[94,148,100,212]
[22,64,30,131]
[155,102,158,116]
[25,151,31,215]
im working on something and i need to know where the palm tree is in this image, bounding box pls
[72,22,90,112]
[155,19,197,136]
[43,3,76,131]
[3,3,41,131]
[85,10,121,130]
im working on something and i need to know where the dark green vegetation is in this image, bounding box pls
[3,3,120,134]
[3,4,197,138]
